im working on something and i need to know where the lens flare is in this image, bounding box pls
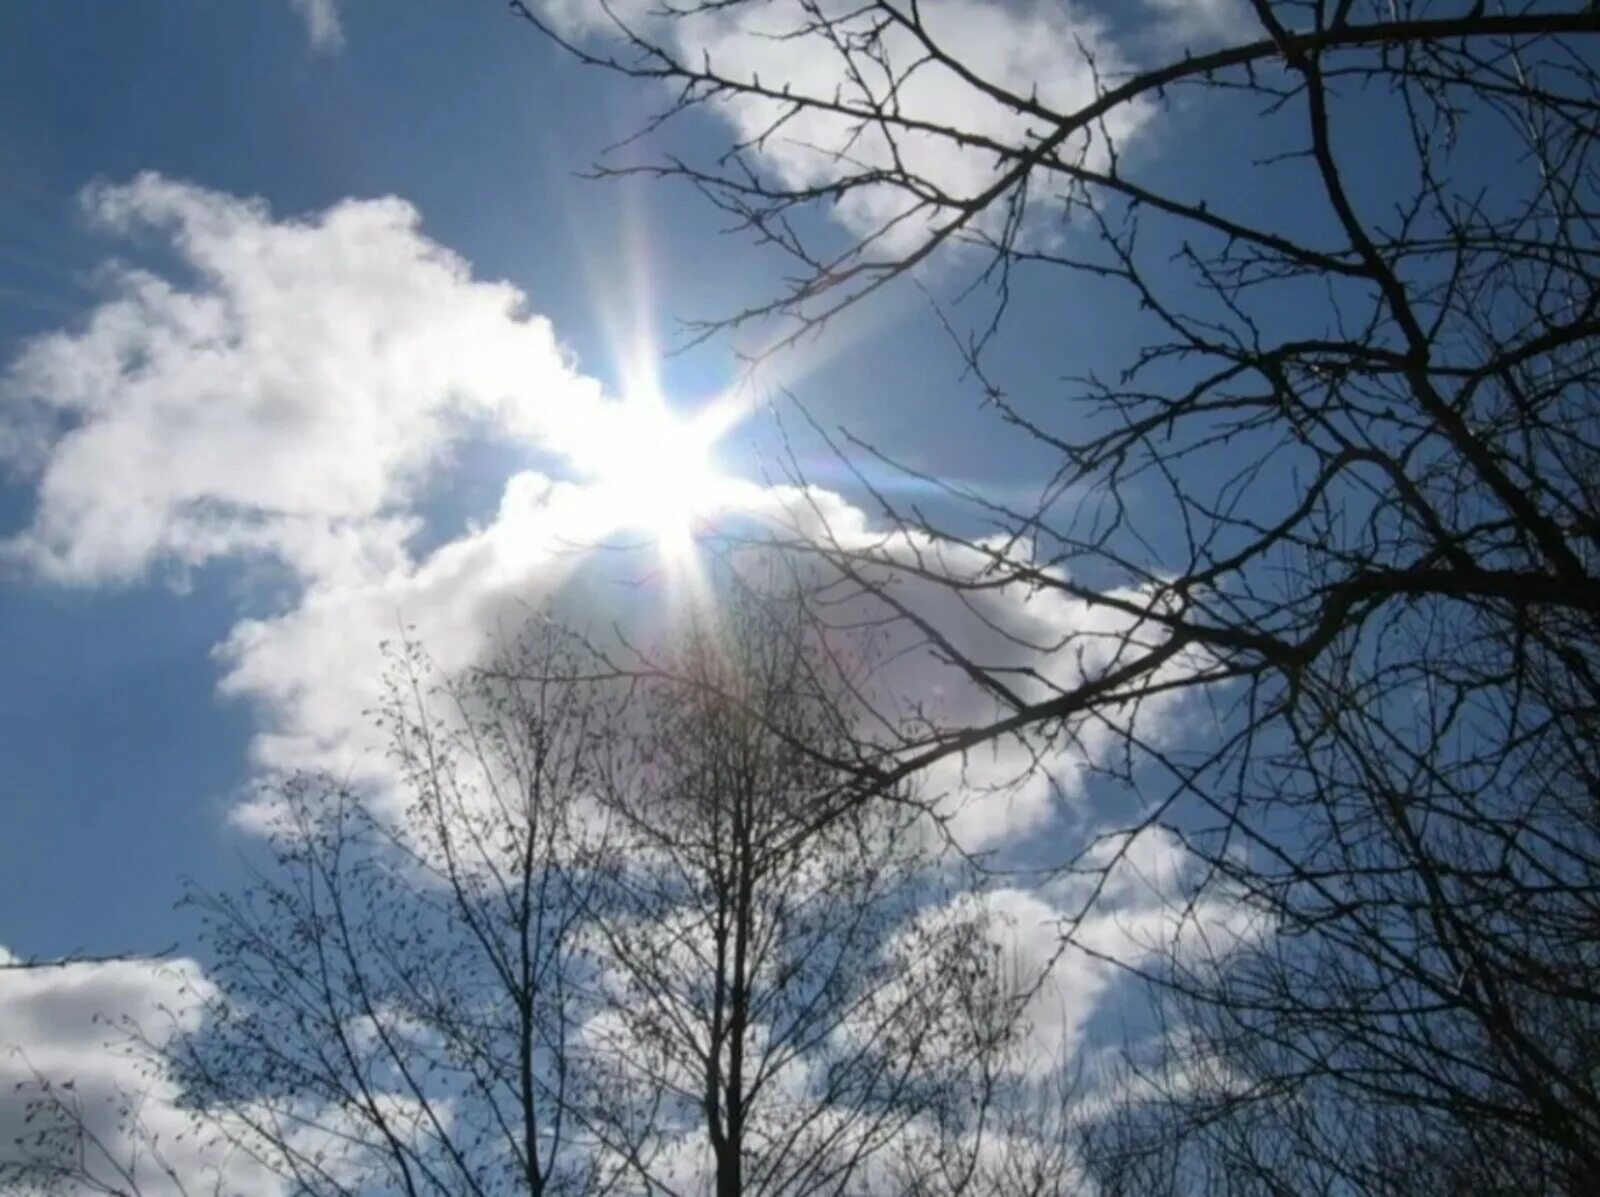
[588,386,744,563]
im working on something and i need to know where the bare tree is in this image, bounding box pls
[560,586,1022,1196]
[146,626,612,1197]
[5,584,1042,1197]
[511,1,1600,1190]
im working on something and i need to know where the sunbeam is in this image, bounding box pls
[587,381,746,566]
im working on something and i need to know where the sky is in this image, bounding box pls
[2,0,797,958]
[0,0,1162,959]
[0,1,1276,1190]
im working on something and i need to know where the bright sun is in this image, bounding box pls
[591,391,741,559]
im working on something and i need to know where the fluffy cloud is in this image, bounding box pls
[1,174,605,585]
[724,484,1197,851]
[0,176,1222,1144]
[217,472,644,810]
[0,950,465,1196]
[0,175,1202,858]
[213,457,1190,848]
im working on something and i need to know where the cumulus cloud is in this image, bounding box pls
[0,949,281,1197]
[728,484,1197,851]
[903,571,1194,850]
[0,950,466,1196]
[213,459,1192,848]
[213,497,730,835]
[0,170,1205,922]
[0,174,742,829]
[1,174,605,585]
[290,0,345,52]
[0,169,1249,1190]
[0,174,1198,858]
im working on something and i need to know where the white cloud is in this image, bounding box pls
[535,0,1152,248]
[0,163,1261,1194]
[209,465,1192,851]
[217,472,640,813]
[0,175,1203,869]
[0,951,466,1196]
[291,0,345,52]
[726,485,1198,851]
[901,825,1259,1076]
[0,950,282,1197]
[2,174,605,585]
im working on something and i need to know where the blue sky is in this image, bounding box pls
[8,4,1589,1192]
[0,4,1296,1188]
[0,0,870,957]
[2,0,1167,963]
[0,0,653,956]
[0,0,1415,980]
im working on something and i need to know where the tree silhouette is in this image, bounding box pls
[5,585,1035,1196]
[515,2,1600,1189]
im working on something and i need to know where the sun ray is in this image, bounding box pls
[574,374,751,604]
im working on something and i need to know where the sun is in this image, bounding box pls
[590,389,741,559]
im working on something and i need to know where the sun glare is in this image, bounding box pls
[576,233,751,570]
[591,390,741,560]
